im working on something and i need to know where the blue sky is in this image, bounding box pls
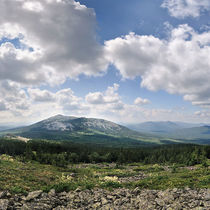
[63,0,206,113]
[77,0,210,39]
[0,0,210,124]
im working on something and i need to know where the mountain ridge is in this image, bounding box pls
[126,121,210,144]
[1,115,210,146]
[25,114,143,136]
[126,121,205,134]
[0,115,160,147]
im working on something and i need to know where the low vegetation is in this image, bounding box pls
[0,138,209,194]
[0,155,209,194]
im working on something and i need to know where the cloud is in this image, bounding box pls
[0,100,7,111]
[194,110,210,120]
[28,87,84,111]
[85,92,105,104]
[28,88,55,102]
[9,84,125,122]
[0,81,30,112]
[86,83,121,105]
[0,0,108,85]
[134,97,150,105]
[56,89,85,111]
[0,0,210,124]
[0,82,208,124]
[161,0,210,18]
[105,32,163,79]
[105,25,210,107]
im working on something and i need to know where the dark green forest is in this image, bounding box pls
[0,138,209,167]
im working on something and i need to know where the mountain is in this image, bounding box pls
[0,125,14,131]
[19,114,143,136]
[169,125,210,143]
[127,121,210,144]
[2,116,209,146]
[0,115,161,147]
[127,121,202,135]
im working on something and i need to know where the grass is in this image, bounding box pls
[137,169,209,189]
[0,155,209,194]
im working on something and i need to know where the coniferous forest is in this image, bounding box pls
[0,138,209,167]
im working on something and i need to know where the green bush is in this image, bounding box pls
[52,182,77,193]
[100,181,122,189]
[10,186,27,195]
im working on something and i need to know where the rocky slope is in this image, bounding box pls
[1,115,160,147]
[0,187,209,210]
[2,114,147,137]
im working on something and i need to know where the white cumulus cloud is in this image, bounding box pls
[162,0,210,18]
[86,83,121,105]
[0,0,108,85]
[0,81,30,112]
[105,25,210,107]
[134,97,150,105]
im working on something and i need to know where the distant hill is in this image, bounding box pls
[127,121,203,134]
[0,126,14,132]
[127,121,210,144]
[169,126,210,142]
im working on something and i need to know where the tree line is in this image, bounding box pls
[0,138,209,167]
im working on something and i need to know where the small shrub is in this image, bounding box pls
[83,182,95,190]
[10,186,27,195]
[172,166,177,173]
[100,181,122,189]
[202,161,208,168]
[52,182,77,193]
[115,163,125,169]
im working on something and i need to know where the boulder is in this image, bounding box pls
[25,190,43,201]
[0,192,6,199]
[48,189,56,197]
[0,199,9,210]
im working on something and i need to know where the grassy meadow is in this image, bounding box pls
[0,154,209,195]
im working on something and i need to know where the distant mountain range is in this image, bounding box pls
[1,116,210,146]
[0,126,14,132]
[126,121,210,144]
[126,121,203,134]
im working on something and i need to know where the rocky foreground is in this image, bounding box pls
[0,188,210,210]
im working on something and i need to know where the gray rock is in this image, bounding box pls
[133,187,141,195]
[1,187,210,209]
[173,188,178,193]
[107,195,114,200]
[6,192,11,198]
[21,204,31,210]
[204,192,210,201]
[0,199,9,210]
[155,198,165,206]
[101,197,108,205]
[0,192,6,199]
[25,190,43,201]
[92,202,101,208]
[48,189,56,197]
[204,200,210,208]
[58,192,67,197]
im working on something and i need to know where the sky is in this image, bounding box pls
[0,0,210,125]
